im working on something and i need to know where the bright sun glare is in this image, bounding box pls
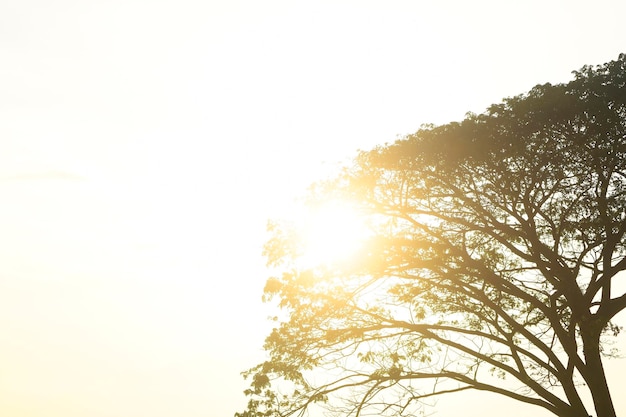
[297,201,369,268]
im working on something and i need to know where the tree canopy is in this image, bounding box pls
[237,54,626,417]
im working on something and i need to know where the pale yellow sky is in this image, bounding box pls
[1,1,625,416]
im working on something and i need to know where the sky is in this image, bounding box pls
[0,1,625,416]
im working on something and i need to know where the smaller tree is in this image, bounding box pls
[238,54,626,417]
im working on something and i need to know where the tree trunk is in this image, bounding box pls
[581,326,616,417]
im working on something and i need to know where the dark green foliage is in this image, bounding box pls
[237,54,626,417]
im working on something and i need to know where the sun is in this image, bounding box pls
[296,200,369,268]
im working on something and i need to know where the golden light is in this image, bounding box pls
[296,200,370,268]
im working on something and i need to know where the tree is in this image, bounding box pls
[237,54,626,417]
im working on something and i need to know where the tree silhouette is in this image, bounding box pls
[238,54,626,417]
